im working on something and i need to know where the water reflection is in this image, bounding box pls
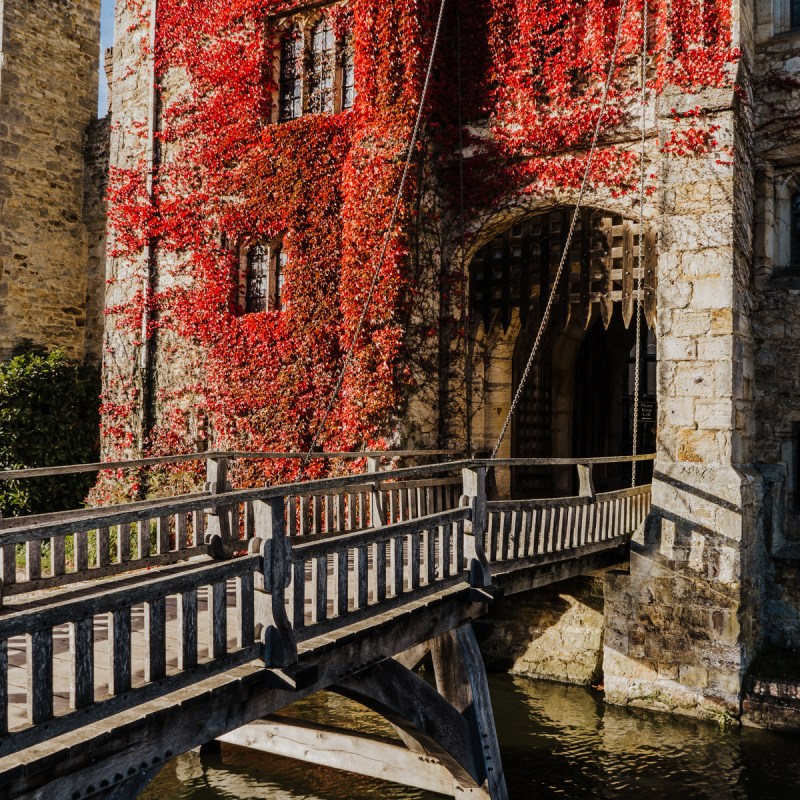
[142,675,800,799]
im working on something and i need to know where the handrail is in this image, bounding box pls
[0,451,653,483]
[0,456,656,538]
[0,449,464,482]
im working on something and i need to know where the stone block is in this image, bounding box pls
[692,277,734,310]
[670,362,717,398]
[696,335,732,362]
[679,665,709,688]
[695,399,732,430]
[663,397,696,427]
[661,336,697,361]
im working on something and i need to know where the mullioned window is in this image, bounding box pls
[275,13,355,122]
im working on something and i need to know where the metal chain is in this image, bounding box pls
[632,0,648,488]
[457,11,472,456]
[491,0,631,459]
[306,0,448,458]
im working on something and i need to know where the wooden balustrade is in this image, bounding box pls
[0,459,463,598]
[0,556,260,745]
[0,455,653,754]
[0,494,214,599]
[485,463,651,564]
[281,476,463,538]
[250,466,490,667]
[287,507,473,642]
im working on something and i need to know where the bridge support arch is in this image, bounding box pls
[335,625,507,799]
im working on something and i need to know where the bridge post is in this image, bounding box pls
[253,496,297,667]
[576,463,595,500]
[366,456,386,526]
[205,455,233,559]
[462,466,492,590]
[431,625,508,800]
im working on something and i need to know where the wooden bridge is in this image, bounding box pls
[0,452,652,800]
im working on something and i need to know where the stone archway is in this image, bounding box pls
[466,206,657,498]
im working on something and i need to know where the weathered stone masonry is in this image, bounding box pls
[98,0,800,725]
[0,0,103,363]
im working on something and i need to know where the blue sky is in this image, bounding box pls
[98,0,115,115]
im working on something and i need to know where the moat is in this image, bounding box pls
[142,675,800,799]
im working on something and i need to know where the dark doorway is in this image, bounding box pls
[572,313,656,491]
[509,311,656,499]
[510,319,554,498]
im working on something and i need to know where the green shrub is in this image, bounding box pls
[0,347,100,516]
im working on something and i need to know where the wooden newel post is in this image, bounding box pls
[577,463,595,500]
[205,456,232,559]
[461,467,491,589]
[253,497,297,668]
[367,457,386,527]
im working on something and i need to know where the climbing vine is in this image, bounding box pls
[101,0,737,490]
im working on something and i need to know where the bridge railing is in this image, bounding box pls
[0,554,262,747]
[0,463,475,750]
[0,455,653,752]
[0,452,463,600]
[485,458,654,566]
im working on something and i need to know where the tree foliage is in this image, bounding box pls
[0,349,100,516]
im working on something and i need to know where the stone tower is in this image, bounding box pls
[0,0,103,363]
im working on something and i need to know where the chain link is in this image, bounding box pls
[491,0,632,460]
[632,0,648,488]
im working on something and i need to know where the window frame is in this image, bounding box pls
[308,17,336,115]
[278,26,304,123]
[239,239,287,314]
[271,11,355,123]
[340,36,356,111]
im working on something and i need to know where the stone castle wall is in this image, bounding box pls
[0,0,102,363]
[602,0,766,720]
[99,0,800,720]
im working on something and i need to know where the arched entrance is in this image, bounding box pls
[468,207,657,498]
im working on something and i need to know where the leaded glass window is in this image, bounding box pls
[279,29,303,122]
[308,18,335,114]
[246,244,269,313]
[341,40,355,110]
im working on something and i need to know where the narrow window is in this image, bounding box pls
[792,191,800,271]
[308,18,335,114]
[341,39,356,111]
[274,246,287,311]
[245,244,269,313]
[279,28,303,122]
[792,0,800,31]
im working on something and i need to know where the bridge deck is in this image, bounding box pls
[0,456,652,800]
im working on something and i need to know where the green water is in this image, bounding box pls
[141,675,800,799]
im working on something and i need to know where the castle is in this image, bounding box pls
[2,0,800,724]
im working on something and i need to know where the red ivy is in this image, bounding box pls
[102,0,737,487]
